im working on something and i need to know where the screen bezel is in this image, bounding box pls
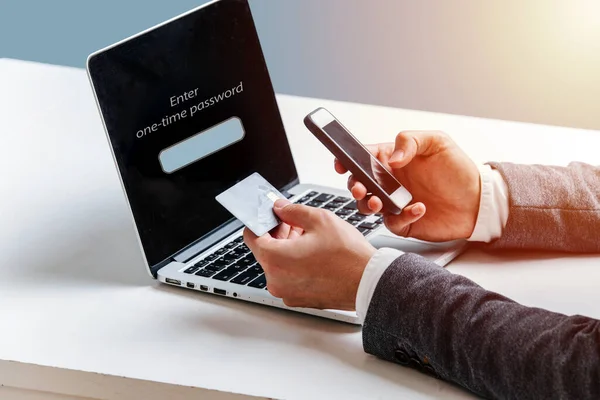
[86,0,299,278]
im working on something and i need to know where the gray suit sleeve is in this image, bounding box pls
[486,162,600,252]
[363,254,600,399]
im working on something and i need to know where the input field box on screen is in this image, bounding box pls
[159,117,245,173]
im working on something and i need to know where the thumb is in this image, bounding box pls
[273,199,320,230]
[388,130,448,168]
[383,202,426,237]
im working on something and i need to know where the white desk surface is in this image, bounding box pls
[1,58,599,400]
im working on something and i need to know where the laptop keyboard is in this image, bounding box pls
[183,190,384,290]
[294,191,384,234]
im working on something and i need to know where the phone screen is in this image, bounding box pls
[322,120,402,195]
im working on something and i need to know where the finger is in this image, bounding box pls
[270,222,291,239]
[383,202,426,237]
[348,176,368,201]
[357,196,383,215]
[366,143,394,166]
[365,143,390,158]
[357,197,375,215]
[243,227,273,254]
[289,228,302,240]
[291,226,304,237]
[334,159,348,174]
[388,131,448,168]
[367,196,383,213]
[273,199,322,230]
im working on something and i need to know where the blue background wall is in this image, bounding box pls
[2,0,599,130]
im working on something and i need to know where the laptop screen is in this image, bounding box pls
[88,0,298,268]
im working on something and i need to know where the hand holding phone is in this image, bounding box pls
[304,108,412,215]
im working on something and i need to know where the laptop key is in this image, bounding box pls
[343,201,358,210]
[248,274,267,289]
[230,251,246,260]
[213,257,231,266]
[359,222,378,230]
[323,203,339,211]
[231,270,261,285]
[184,266,200,274]
[205,263,227,272]
[335,209,353,217]
[221,254,238,263]
[215,248,228,256]
[247,264,263,274]
[307,191,319,197]
[237,244,250,253]
[297,196,312,204]
[313,193,334,203]
[234,237,244,244]
[229,264,249,273]
[238,256,255,267]
[306,201,322,208]
[196,268,217,278]
[334,196,351,203]
[348,214,366,222]
[358,227,370,235]
[213,267,241,281]
[194,259,210,268]
[205,254,220,262]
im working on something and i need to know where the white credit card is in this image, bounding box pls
[215,172,285,237]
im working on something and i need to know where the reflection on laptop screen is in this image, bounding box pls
[88,0,297,269]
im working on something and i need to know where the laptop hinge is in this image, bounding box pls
[173,218,244,264]
[281,178,299,198]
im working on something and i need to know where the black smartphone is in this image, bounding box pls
[304,107,412,215]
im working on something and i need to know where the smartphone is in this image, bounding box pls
[304,107,412,215]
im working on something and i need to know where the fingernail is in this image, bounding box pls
[412,205,423,216]
[389,151,404,164]
[274,199,291,209]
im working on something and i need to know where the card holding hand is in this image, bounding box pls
[216,172,285,237]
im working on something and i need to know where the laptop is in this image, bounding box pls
[86,0,466,324]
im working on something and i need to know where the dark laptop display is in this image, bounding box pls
[87,0,297,269]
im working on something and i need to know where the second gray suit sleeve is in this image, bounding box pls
[362,254,600,399]
[487,162,600,252]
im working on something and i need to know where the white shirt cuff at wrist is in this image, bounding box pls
[468,164,509,243]
[356,247,404,324]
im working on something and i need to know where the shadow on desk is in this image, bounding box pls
[154,284,471,399]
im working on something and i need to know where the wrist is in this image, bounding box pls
[341,244,376,311]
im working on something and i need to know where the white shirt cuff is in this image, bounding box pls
[356,247,404,324]
[468,164,509,243]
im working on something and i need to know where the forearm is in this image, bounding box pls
[362,253,600,399]
[487,162,600,253]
